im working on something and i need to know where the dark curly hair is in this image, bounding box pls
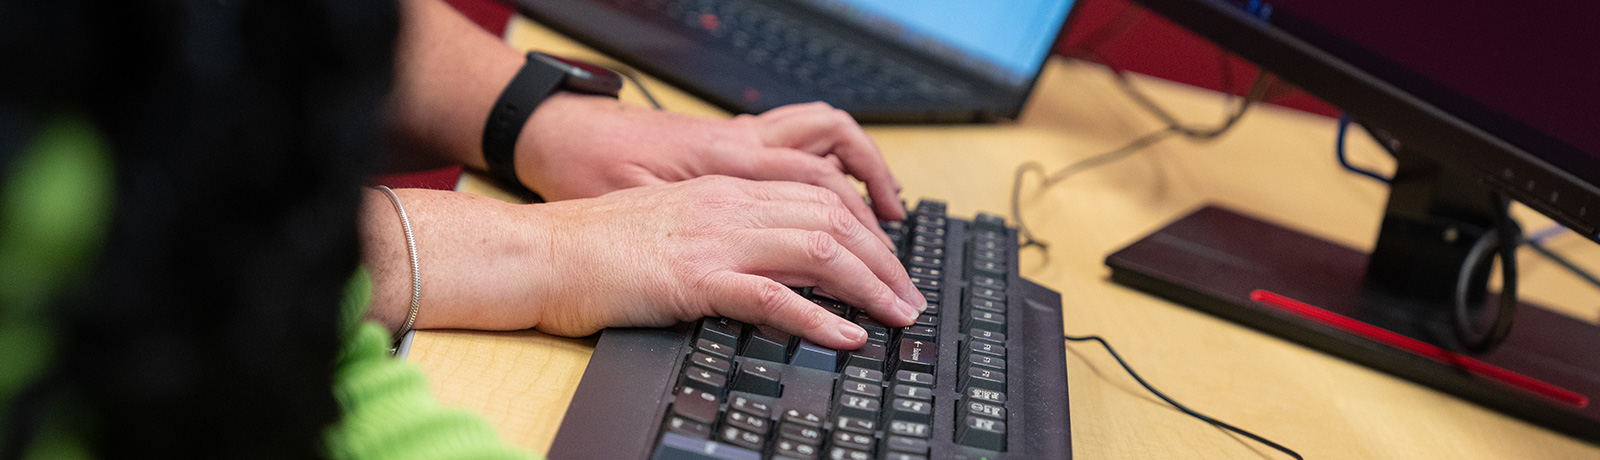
[1,0,396,458]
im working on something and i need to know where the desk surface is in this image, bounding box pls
[409,16,1600,460]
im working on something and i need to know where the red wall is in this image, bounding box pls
[1055,0,1338,117]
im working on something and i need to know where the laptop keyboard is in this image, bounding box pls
[601,0,974,104]
[548,200,1072,459]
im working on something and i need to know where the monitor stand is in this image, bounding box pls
[1105,148,1600,443]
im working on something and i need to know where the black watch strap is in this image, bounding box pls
[482,53,570,199]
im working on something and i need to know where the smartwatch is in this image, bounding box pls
[482,52,623,199]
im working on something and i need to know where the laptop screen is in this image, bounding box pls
[797,0,1076,86]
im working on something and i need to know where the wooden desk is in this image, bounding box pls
[410,16,1600,459]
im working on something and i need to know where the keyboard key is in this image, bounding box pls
[967,329,1005,345]
[719,425,764,451]
[696,338,734,359]
[782,409,824,428]
[973,275,1005,291]
[887,398,933,424]
[894,370,935,387]
[653,432,760,460]
[908,254,942,269]
[956,415,1006,450]
[689,352,731,374]
[728,394,771,418]
[835,394,880,420]
[843,341,886,372]
[967,340,1006,358]
[971,258,1006,278]
[725,409,768,434]
[966,400,1006,420]
[778,423,824,445]
[902,326,936,342]
[682,367,727,395]
[834,415,877,434]
[829,430,875,451]
[840,365,883,383]
[885,435,930,455]
[962,367,1006,393]
[968,297,1004,313]
[896,338,938,374]
[883,453,927,460]
[964,310,1005,333]
[908,266,941,279]
[789,340,837,371]
[967,353,1006,372]
[893,384,932,401]
[910,276,941,291]
[672,387,720,425]
[967,387,1006,404]
[826,447,870,460]
[839,379,881,400]
[665,415,711,439]
[973,213,1006,231]
[970,286,1004,302]
[887,419,931,438]
[858,323,889,344]
[699,318,744,347]
[774,439,819,459]
[742,325,791,363]
[913,314,938,328]
[730,360,782,397]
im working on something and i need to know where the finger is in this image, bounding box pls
[742,149,893,247]
[701,271,868,350]
[755,106,905,221]
[732,227,920,327]
[740,198,920,307]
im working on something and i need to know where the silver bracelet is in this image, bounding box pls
[375,185,422,349]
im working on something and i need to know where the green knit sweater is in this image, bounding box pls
[0,114,539,460]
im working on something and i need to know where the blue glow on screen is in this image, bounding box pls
[815,0,1075,83]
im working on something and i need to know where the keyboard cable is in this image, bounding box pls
[1011,68,1273,255]
[1064,334,1306,460]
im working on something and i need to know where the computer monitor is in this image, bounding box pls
[1105,0,1600,442]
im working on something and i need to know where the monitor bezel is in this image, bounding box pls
[1132,0,1600,242]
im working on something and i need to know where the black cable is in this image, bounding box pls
[1334,113,1391,184]
[1065,334,1305,460]
[610,66,664,110]
[1010,70,1272,252]
[1452,208,1520,354]
[1524,239,1600,291]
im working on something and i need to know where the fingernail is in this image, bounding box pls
[896,297,922,322]
[838,322,866,343]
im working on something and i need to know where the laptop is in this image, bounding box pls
[511,0,1079,123]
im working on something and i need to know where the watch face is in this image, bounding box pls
[531,52,623,97]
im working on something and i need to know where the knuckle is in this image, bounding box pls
[752,280,791,322]
[794,303,830,333]
[802,230,842,264]
[826,207,858,237]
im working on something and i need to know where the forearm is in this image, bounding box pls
[360,188,556,333]
[385,0,523,172]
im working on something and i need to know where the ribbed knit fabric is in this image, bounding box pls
[324,269,540,460]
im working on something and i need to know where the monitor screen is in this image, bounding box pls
[1256,0,1600,191]
[796,0,1076,85]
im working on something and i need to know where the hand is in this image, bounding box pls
[515,95,906,244]
[527,176,925,348]
[362,177,927,350]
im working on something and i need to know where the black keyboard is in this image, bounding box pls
[548,200,1072,459]
[597,0,974,105]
